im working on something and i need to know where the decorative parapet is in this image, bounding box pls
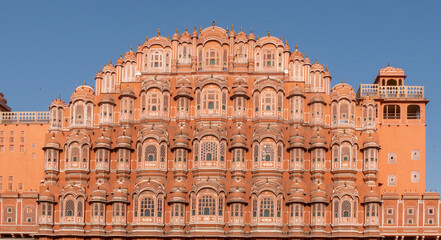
[357,84,424,99]
[0,111,50,124]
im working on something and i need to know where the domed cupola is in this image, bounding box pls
[331,82,356,101]
[309,128,327,149]
[180,28,192,42]
[288,85,305,98]
[309,93,326,105]
[288,180,306,203]
[115,128,133,149]
[248,28,255,41]
[123,46,136,62]
[310,185,327,203]
[120,85,136,99]
[98,94,115,106]
[70,85,94,103]
[235,27,248,42]
[172,29,180,41]
[288,126,305,150]
[362,132,380,150]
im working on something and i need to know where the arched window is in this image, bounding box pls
[140,197,155,217]
[383,105,401,119]
[201,141,218,161]
[147,90,161,113]
[145,145,157,162]
[77,201,83,217]
[202,86,221,113]
[198,195,215,215]
[150,51,163,69]
[65,199,74,217]
[260,197,274,217]
[407,105,420,119]
[263,50,275,68]
[262,144,274,162]
[334,200,339,218]
[342,200,351,217]
[340,102,349,120]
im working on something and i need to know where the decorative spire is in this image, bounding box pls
[175,28,178,34]
[285,40,288,45]
[250,27,253,33]
[280,35,283,41]
[388,62,390,67]
[231,24,234,30]
[341,78,344,83]
[130,45,132,51]
[194,24,197,31]
[212,19,215,26]
[157,28,160,37]
[110,60,112,65]
[83,80,86,85]
[240,26,243,32]
[185,27,188,32]
[120,53,122,58]
[295,43,298,50]
[267,30,270,37]
[145,36,148,41]
[199,26,202,33]
[316,57,319,63]
[305,53,308,58]
[326,65,328,71]
[226,26,229,33]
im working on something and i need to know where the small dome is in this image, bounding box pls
[172,29,179,41]
[39,188,55,202]
[95,71,103,79]
[235,28,247,42]
[248,28,255,40]
[103,63,116,73]
[310,129,327,148]
[70,85,94,103]
[288,85,305,98]
[98,94,115,106]
[309,93,325,104]
[123,47,136,61]
[180,29,192,42]
[331,83,356,100]
[379,64,405,76]
[116,56,124,66]
[120,86,136,99]
[50,97,66,108]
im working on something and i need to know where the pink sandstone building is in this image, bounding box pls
[0,23,437,239]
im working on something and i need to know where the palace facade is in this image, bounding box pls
[0,24,438,239]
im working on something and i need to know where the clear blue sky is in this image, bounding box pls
[1,1,440,190]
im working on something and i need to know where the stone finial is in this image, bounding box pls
[250,27,253,33]
[316,57,319,63]
[226,26,229,33]
[281,35,283,41]
[175,28,178,34]
[200,26,202,32]
[388,62,390,67]
[326,65,328,71]
[295,43,298,50]
[194,24,197,31]
[157,28,160,37]
[341,78,344,83]
[305,53,308,58]
[268,30,270,37]
[240,26,243,32]
[145,36,148,41]
[130,45,132,51]
[212,19,215,26]
[185,27,188,32]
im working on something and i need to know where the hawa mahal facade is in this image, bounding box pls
[0,23,438,239]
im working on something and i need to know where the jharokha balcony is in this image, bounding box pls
[357,84,425,99]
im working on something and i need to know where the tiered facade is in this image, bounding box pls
[0,24,437,239]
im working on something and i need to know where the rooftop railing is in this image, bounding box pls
[357,84,424,99]
[0,111,50,124]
